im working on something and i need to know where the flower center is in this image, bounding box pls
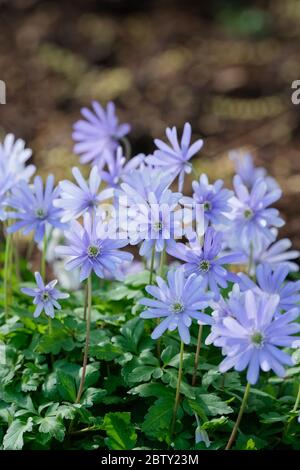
[199,260,210,273]
[204,201,211,211]
[244,208,253,219]
[153,222,162,232]
[36,208,46,219]
[170,301,184,314]
[87,244,100,258]
[250,331,264,348]
[42,292,49,302]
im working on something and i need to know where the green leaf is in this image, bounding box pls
[81,387,107,407]
[3,417,33,450]
[89,341,122,361]
[141,396,174,440]
[128,382,174,398]
[103,412,137,450]
[195,393,233,416]
[37,416,65,442]
[128,366,162,384]
[56,370,77,402]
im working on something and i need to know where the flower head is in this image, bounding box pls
[120,168,184,257]
[140,267,213,344]
[183,174,233,229]
[56,213,133,282]
[229,175,284,250]
[238,264,300,312]
[100,146,144,189]
[206,289,300,384]
[72,101,130,168]
[147,123,203,191]
[7,175,66,242]
[0,133,35,183]
[167,227,246,298]
[53,166,113,222]
[230,151,279,192]
[21,271,69,318]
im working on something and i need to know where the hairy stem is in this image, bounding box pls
[192,324,203,386]
[225,382,251,450]
[149,245,155,284]
[75,276,92,404]
[170,341,184,438]
[41,231,47,280]
[4,232,12,319]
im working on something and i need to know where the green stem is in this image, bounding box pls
[120,136,131,159]
[13,233,21,283]
[83,281,88,321]
[284,383,300,436]
[4,232,12,319]
[170,341,184,438]
[149,246,155,284]
[225,382,251,450]
[293,384,300,412]
[75,276,92,404]
[159,247,166,278]
[41,231,47,279]
[192,324,203,386]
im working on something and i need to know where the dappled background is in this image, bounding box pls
[0,0,300,247]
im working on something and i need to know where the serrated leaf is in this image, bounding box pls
[128,382,174,398]
[56,370,77,402]
[128,366,162,384]
[103,412,137,450]
[3,417,33,450]
[196,393,233,416]
[37,416,65,442]
[89,341,122,361]
[141,397,174,440]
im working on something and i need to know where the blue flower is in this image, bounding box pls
[21,271,69,318]
[167,227,246,299]
[238,264,300,313]
[120,168,183,257]
[182,174,233,229]
[56,213,133,282]
[140,267,213,344]
[252,236,299,273]
[7,175,66,242]
[53,166,113,222]
[72,101,130,168]
[147,123,203,191]
[100,146,144,189]
[206,289,300,384]
[229,175,284,250]
[230,151,279,192]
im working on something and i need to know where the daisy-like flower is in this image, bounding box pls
[238,264,300,313]
[0,133,35,183]
[0,165,14,221]
[229,175,284,250]
[72,101,131,168]
[140,267,213,344]
[21,271,69,318]
[53,166,113,222]
[182,174,233,229]
[251,236,299,273]
[100,146,144,189]
[167,227,246,299]
[6,175,66,242]
[147,123,203,191]
[119,167,185,257]
[56,212,133,282]
[206,289,300,384]
[230,150,279,192]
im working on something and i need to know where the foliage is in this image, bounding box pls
[0,270,299,450]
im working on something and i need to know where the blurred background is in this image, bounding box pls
[0,0,300,247]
